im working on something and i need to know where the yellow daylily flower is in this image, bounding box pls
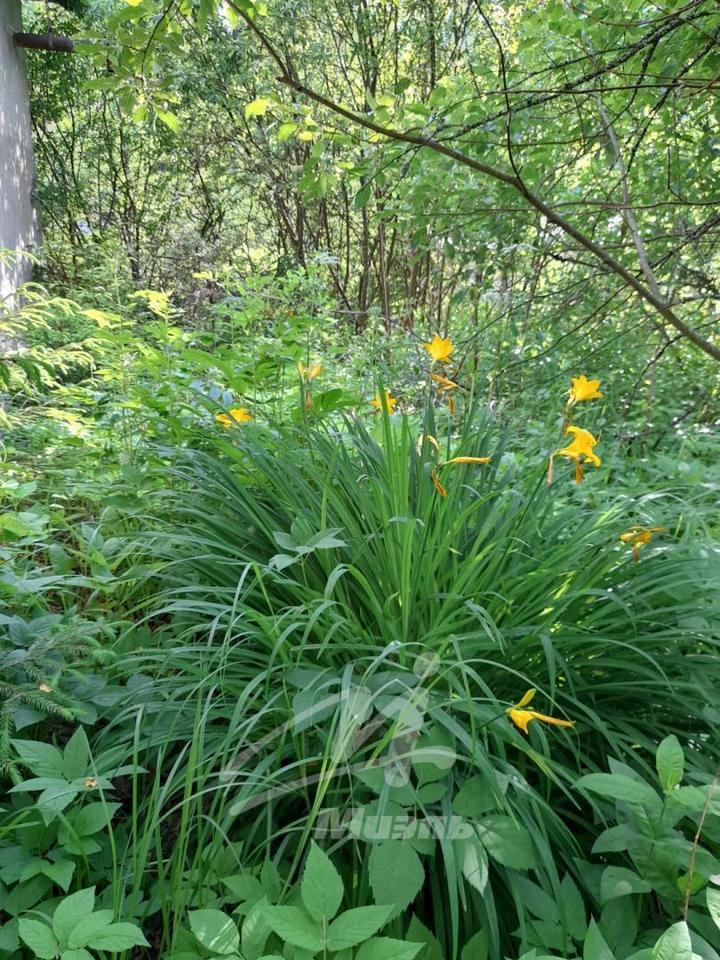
[555,425,601,483]
[424,334,453,363]
[507,689,575,735]
[215,407,253,427]
[431,467,447,498]
[298,361,322,381]
[620,525,667,562]
[371,390,397,414]
[568,375,603,404]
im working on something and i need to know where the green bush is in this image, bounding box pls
[77,404,719,958]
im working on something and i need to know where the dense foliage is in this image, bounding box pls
[2,2,720,960]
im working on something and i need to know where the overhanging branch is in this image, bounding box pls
[14,32,75,53]
[229,1,720,362]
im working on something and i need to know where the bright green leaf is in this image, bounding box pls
[301,843,344,921]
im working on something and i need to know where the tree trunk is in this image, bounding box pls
[0,0,42,302]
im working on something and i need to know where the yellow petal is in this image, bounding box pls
[569,375,603,402]
[371,390,397,413]
[431,372,458,391]
[528,710,575,729]
[516,688,536,708]
[299,361,322,381]
[229,407,252,423]
[444,456,492,465]
[507,708,533,734]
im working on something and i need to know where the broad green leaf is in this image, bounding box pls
[221,874,264,904]
[600,866,651,904]
[18,919,59,960]
[355,937,424,960]
[369,841,425,911]
[476,816,536,869]
[66,911,114,949]
[156,108,180,133]
[277,122,298,142]
[559,873,587,941]
[708,885,720,928]
[0,513,37,537]
[405,916,443,960]
[261,906,323,952]
[327,906,393,951]
[61,950,94,960]
[42,859,75,892]
[652,921,692,960]
[456,834,488,894]
[301,842,344,921]
[36,782,80,824]
[583,918,614,960]
[189,910,239,955]
[61,803,120,839]
[354,183,372,210]
[576,774,661,813]
[452,775,497,817]
[260,860,281,902]
[656,736,684,792]
[53,888,95,946]
[62,728,91,780]
[411,725,456,784]
[461,930,488,960]
[85,922,148,951]
[241,897,272,960]
[10,740,64,777]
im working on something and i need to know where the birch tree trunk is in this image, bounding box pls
[0,0,42,304]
